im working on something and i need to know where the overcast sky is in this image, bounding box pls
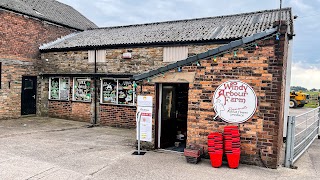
[59,0,320,89]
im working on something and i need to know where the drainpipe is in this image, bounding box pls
[94,49,97,125]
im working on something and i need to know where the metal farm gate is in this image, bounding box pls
[285,107,320,167]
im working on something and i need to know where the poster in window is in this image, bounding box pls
[50,78,59,99]
[60,78,69,100]
[118,80,134,105]
[102,79,117,103]
[74,78,91,102]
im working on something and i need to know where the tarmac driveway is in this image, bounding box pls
[0,116,320,180]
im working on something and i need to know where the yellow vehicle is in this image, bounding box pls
[289,91,309,108]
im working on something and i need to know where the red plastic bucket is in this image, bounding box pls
[209,152,223,168]
[226,153,240,169]
[208,133,223,139]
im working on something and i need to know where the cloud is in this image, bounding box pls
[291,63,320,89]
[289,0,314,12]
[59,0,280,27]
[57,0,320,71]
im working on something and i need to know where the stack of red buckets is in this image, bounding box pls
[207,132,223,168]
[207,126,241,168]
[224,126,241,168]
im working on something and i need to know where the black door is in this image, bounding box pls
[160,85,177,148]
[158,83,189,150]
[21,76,37,115]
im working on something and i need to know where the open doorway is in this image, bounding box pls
[157,83,189,152]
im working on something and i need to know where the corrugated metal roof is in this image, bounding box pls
[40,8,293,50]
[0,0,98,30]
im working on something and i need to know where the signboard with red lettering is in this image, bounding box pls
[136,96,153,142]
[212,80,257,123]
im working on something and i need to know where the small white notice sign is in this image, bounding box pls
[136,95,153,142]
[136,106,152,142]
[137,95,153,107]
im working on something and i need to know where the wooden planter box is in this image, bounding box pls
[184,147,202,164]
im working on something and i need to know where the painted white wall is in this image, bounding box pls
[283,39,293,137]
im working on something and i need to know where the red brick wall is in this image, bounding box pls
[139,33,288,168]
[48,101,92,123]
[0,9,76,119]
[100,105,136,128]
[48,101,72,119]
[71,102,92,122]
[0,10,76,60]
[181,36,285,168]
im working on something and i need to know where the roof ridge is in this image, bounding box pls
[0,0,97,30]
[92,7,291,30]
[52,0,97,28]
[39,32,78,50]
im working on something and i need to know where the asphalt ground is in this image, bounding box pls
[0,114,319,180]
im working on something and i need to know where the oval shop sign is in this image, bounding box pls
[212,80,257,123]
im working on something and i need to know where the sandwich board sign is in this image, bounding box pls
[136,96,153,142]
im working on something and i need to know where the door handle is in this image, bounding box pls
[32,95,36,99]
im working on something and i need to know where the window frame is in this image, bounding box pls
[163,46,188,62]
[100,78,136,106]
[48,77,70,101]
[72,77,92,102]
[88,50,106,63]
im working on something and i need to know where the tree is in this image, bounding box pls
[290,86,308,92]
[310,88,318,92]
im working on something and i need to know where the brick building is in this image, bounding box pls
[38,8,294,168]
[0,0,97,119]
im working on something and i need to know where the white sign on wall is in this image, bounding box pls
[212,80,257,123]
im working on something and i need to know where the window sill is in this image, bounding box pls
[100,103,136,107]
[48,99,69,102]
[71,100,92,103]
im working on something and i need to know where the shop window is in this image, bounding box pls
[101,79,135,105]
[73,77,91,102]
[88,50,106,63]
[49,77,70,100]
[101,79,117,103]
[163,46,188,62]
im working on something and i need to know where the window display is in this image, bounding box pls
[101,79,135,105]
[73,78,91,102]
[101,79,117,103]
[49,77,70,100]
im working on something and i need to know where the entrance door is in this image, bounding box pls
[160,85,177,148]
[158,83,189,151]
[21,76,37,115]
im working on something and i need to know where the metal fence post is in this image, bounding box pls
[318,108,320,139]
[290,116,296,166]
[285,116,295,167]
